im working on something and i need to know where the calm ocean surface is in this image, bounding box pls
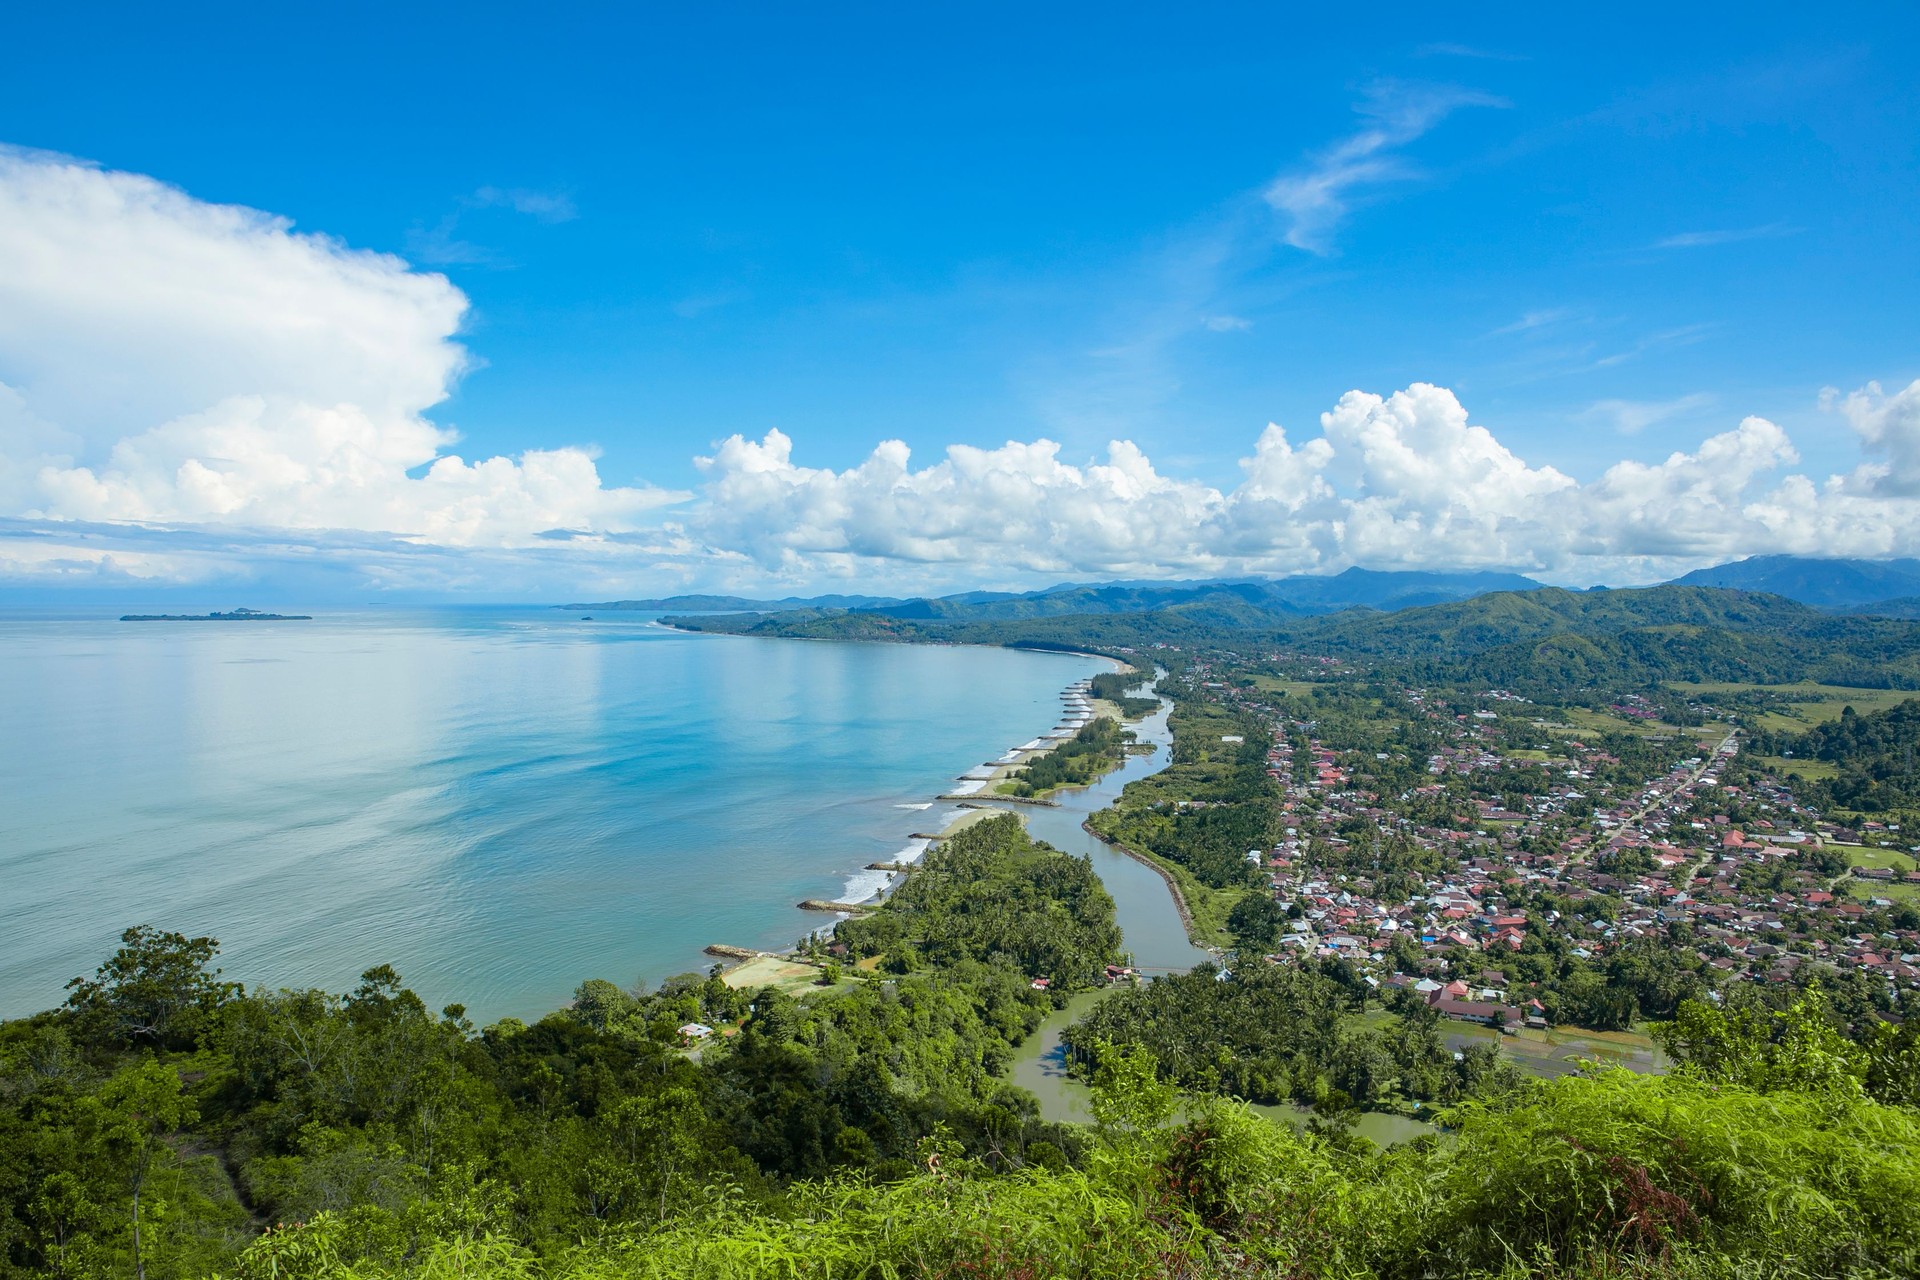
[0,608,1108,1021]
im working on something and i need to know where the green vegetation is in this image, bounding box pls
[0,820,1118,1279]
[1751,697,1920,814]
[997,719,1132,798]
[1089,666,1159,719]
[668,582,1920,696]
[1840,845,1918,872]
[215,1062,1920,1280]
[1673,680,1920,730]
[20,582,1920,1278]
[1064,960,1525,1111]
[829,813,1123,986]
[1086,698,1277,922]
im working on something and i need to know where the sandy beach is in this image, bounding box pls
[706,662,1150,986]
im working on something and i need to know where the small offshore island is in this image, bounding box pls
[120,606,312,622]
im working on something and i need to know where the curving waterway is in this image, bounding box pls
[1012,688,1213,974]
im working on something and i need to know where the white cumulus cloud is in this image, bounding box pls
[0,147,677,548]
[682,379,1920,588]
[6,147,1920,597]
[1829,378,1920,497]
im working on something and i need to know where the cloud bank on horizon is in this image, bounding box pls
[2,147,1918,597]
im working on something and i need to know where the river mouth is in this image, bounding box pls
[967,675,1213,974]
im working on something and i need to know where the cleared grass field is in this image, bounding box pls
[1837,845,1918,872]
[1757,754,1840,782]
[1439,1020,1666,1078]
[1557,707,1656,735]
[1674,680,1920,731]
[1848,878,1920,904]
[1548,705,1718,744]
[1248,675,1330,698]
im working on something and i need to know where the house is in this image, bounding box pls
[678,1022,714,1042]
[1432,998,1521,1029]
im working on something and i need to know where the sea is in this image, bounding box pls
[0,607,1125,1021]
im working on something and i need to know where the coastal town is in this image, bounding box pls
[1131,647,1920,1035]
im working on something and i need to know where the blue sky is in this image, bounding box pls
[1,2,1917,598]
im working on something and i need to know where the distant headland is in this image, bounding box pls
[119,607,312,622]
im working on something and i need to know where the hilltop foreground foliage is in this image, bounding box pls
[7,805,1920,1277]
[7,928,1919,1279]
[221,1063,1920,1280]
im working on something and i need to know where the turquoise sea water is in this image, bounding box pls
[0,608,1107,1021]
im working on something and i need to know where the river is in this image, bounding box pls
[994,681,1434,1145]
[976,683,1212,974]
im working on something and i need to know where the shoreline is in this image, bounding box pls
[835,669,1113,894]
[704,650,1168,986]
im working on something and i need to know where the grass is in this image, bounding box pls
[1837,845,1918,872]
[1438,1020,1665,1078]
[1672,680,1920,731]
[1557,706,1684,738]
[1248,676,1328,697]
[1757,754,1840,782]
[1848,879,1920,904]
[719,955,829,993]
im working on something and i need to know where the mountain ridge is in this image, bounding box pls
[567,568,1545,620]
[1668,555,1920,611]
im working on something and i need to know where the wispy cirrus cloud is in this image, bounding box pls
[1413,42,1527,62]
[1583,392,1716,434]
[1589,323,1715,369]
[407,184,579,266]
[1263,80,1506,254]
[1653,222,1798,250]
[471,185,577,223]
[1487,307,1575,337]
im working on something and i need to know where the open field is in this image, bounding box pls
[1757,754,1840,782]
[1552,706,1697,739]
[1673,680,1920,731]
[1338,1005,1663,1079]
[1248,676,1330,698]
[719,954,827,992]
[1837,845,1918,872]
[1848,878,1920,905]
[1439,1020,1665,1078]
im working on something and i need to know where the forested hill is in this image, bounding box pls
[0,816,1125,1278]
[1309,585,1920,689]
[581,569,1542,621]
[848,569,1543,621]
[1752,697,1920,812]
[585,560,1920,620]
[665,583,1920,693]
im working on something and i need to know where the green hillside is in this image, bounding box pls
[1752,698,1920,813]
[667,583,1920,694]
